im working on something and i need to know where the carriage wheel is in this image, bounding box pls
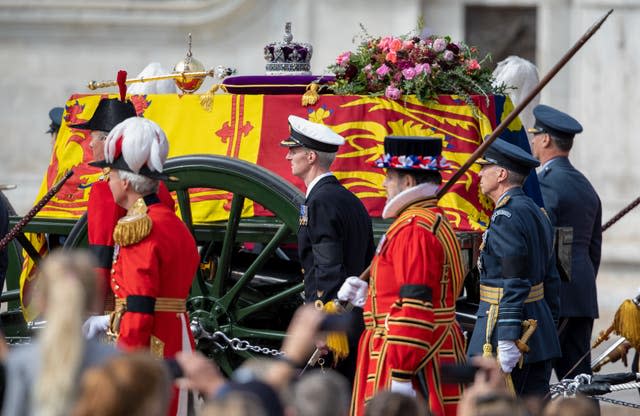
[64,155,305,374]
[162,155,304,374]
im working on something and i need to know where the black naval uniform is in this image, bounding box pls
[298,174,374,381]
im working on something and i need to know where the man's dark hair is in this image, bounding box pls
[504,169,527,187]
[397,170,442,186]
[551,135,574,152]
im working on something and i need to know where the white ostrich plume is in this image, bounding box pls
[105,117,169,174]
[493,56,540,139]
[127,62,178,95]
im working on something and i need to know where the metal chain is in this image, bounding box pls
[211,330,284,357]
[595,396,640,410]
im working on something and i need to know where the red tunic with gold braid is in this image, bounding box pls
[110,197,198,416]
[88,177,174,312]
[350,199,466,416]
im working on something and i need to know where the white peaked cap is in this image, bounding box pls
[280,115,345,152]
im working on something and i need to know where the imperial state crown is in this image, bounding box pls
[264,22,313,75]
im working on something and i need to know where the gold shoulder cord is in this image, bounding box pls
[113,198,153,246]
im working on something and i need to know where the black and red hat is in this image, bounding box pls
[372,136,449,171]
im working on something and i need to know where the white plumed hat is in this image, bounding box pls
[90,117,170,180]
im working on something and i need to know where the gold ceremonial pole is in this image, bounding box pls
[87,70,217,90]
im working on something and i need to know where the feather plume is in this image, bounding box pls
[492,56,539,137]
[117,70,127,102]
[128,62,178,95]
[104,118,168,173]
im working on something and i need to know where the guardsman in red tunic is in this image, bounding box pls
[70,97,174,314]
[89,117,199,416]
[340,136,466,416]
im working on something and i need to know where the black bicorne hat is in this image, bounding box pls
[69,98,137,132]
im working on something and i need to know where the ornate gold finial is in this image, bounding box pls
[113,198,153,246]
[173,33,206,93]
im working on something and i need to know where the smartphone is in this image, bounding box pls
[164,358,184,380]
[318,312,354,332]
[440,363,480,384]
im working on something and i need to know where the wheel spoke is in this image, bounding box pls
[235,282,303,322]
[175,189,194,234]
[212,193,245,297]
[220,224,293,306]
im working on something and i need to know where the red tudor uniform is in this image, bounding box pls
[351,200,466,416]
[88,178,174,312]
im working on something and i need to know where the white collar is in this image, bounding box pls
[306,172,334,198]
[382,182,439,219]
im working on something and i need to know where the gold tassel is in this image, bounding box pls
[200,84,220,112]
[322,300,349,363]
[482,343,493,358]
[612,299,640,350]
[113,198,153,246]
[482,304,498,357]
[301,83,320,106]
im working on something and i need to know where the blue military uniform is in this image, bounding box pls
[531,104,602,379]
[467,139,561,396]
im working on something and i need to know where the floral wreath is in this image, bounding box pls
[372,153,450,170]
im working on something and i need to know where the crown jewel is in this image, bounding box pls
[264,22,313,75]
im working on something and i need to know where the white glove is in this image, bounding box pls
[497,340,522,373]
[390,380,416,397]
[337,276,368,307]
[82,315,110,339]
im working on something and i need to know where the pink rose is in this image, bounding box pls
[443,50,454,61]
[432,38,446,52]
[466,59,480,71]
[389,38,403,52]
[402,40,415,50]
[336,51,351,66]
[385,51,397,63]
[415,63,431,75]
[378,36,392,51]
[363,64,372,72]
[385,85,401,100]
[376,64,390,77]
[402,67,417,80]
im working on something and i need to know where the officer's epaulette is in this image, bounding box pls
[113,197,153,246]
[495,195,510,209]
